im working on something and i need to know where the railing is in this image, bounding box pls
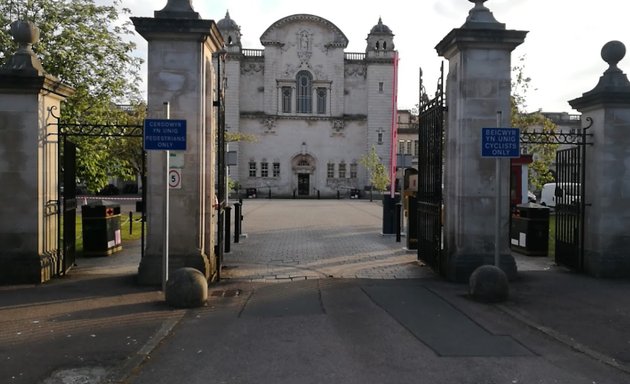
[242,49,264,57]
[344,52,365,61]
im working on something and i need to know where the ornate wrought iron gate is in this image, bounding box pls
[61,139,77,274]
[416,64,445,273]
[554,123,591,271]
[54,111,145,276]
[520,118,593,271]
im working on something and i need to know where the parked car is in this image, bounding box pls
[540,182,580,207]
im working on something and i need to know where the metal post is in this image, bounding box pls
[494,111,502,267]
[215,49,227,281]
[395,202,402,243]
[163,102,170,292]
[234,202,241,243]
[129,211,133,235]
[224,205,231,253]
[141,150,146,261]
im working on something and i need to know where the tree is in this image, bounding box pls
[1,0,144,192]
[359,145,390,200]
[511,56,558,192]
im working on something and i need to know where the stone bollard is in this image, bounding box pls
[469,265,509,303]
[165,267,208,308]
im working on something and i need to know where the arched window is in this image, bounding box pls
[296,71,312,113]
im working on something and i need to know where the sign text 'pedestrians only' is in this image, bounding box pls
[144,119,187,151]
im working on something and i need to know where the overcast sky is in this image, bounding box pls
[123,0,628,114]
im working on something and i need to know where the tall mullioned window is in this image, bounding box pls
[282,87,292,113]
[398,140,406,154]
[296,71,312,113]
[316,88,327,114]
[338,163,346,179]
[249,161,257,177]
[261,162,269,178]
[350,163,357,179]
[327,163,335,178]
[273,162,280,177]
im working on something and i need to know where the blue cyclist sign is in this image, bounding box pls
[481,128,520,158]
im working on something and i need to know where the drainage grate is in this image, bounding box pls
[210,289,241,298]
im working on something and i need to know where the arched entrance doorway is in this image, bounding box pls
[291,153,316,196]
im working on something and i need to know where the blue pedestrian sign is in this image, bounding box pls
[144,119,187,151]
[481,128,520,158]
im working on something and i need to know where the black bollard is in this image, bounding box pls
[129,211,133,235]
[395,202,402,243]
[268,188,271,199]
[293,189,296,199]
[234,202,241,244]
[317,190,320,200]
[337,190,340,200]
[224,206,231,253]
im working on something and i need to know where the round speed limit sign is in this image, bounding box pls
[169,168,182,189]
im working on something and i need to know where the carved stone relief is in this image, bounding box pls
[331,119,345,137]
[262,116,276,134]
[345,64,367,78]
[241,62,264,75]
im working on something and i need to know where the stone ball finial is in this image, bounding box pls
[464,0,504,30]
[9,20,40,48]
[601,40,626,71]
[1,19,46,74]
[155,0,200,19]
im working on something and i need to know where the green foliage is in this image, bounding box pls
[225,131,257,143]
[1,0,144,192]
[359,145,390,191]
[512,56,558,191]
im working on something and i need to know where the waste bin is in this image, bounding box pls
[382,193,401,235]
[81,201,123,256]
[350,189,360,199]
[510,202,550,256]
[246,188,257,198]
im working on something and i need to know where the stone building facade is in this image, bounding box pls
[218,12,397,197]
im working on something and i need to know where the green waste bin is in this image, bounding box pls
[81,201,123,256]
[510,202,550,256]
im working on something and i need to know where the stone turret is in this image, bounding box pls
[366,17,395,55]
[217,11,242,50]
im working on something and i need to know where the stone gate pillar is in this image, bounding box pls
[435,1,527,282]
[569,41,630,277]
[132,0,224,285]
[0,21,74,284]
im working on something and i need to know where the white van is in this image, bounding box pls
[540,182,581,207]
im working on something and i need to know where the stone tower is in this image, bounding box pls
[365,18,396,175]
[217,11,243,186]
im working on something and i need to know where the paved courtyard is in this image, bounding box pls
[223,199,434,281]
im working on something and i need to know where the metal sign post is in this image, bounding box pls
[481,112,520,267]
[143,104,187,292]
[163,103,170,293]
